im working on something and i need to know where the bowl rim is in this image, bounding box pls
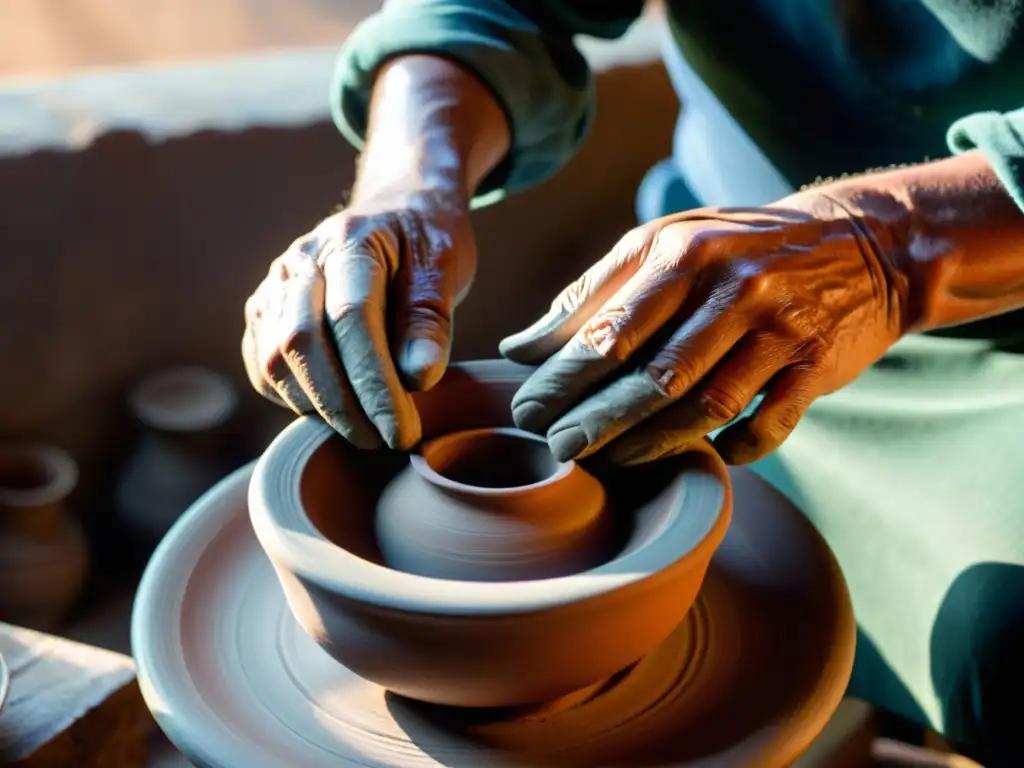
[248,361,732,617]
[412,426,575,498]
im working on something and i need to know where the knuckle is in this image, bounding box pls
[772,406,803,435]
[579,309,636,361]
[644,360,696,400]
[699,385,745,423]
[727,262,772,304]
[801,335,830,360]
[646,223,685,258]
[404,302,451,336]
[327,300,367,329]
[260,347,288,382]
[278,326,315,358]
[555,274,590,313]
[243,293,263,323]
[286,234,318,259]
[774,303,822,341]
[615,225,657,261]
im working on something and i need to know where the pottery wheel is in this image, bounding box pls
[133,463,854,767]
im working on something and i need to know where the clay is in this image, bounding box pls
[249,359,732,708]
[133,455,855,767]
[115,366,240,548]
[375,426,613,581]
[0,443,89,631]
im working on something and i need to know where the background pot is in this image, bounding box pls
[0,443,89,631]
[114,366,240,552]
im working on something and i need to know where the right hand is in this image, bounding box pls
[242,187,476,451]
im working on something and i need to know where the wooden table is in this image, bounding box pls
[0,622,153,766]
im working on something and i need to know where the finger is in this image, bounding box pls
[713,363,825,465]
[542,303,750,462]
[509,259,698,435]
[391,215,456,392]
[241,322,286,407]
[323,240,422,451]
[498,226,655,364]
[249,271,320,416]
[603,332,792,466]
[274,262,382,449]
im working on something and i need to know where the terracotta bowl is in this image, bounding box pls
[249,360,731,709]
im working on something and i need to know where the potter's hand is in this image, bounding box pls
[241,188,476,450]
[241,53,509,451]
[500,194,912,465]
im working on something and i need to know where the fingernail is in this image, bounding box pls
[512,400,547,432]
[399,338,445,389]
[548,425,590,462]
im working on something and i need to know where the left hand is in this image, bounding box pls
[499,193,911,465]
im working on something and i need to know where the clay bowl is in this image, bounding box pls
[249,359,731,709]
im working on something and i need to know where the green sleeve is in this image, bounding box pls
[948,108,1024,211]
[331,0,644,208]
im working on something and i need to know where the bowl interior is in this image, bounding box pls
[419,428,564,490]
[296,363,720,578]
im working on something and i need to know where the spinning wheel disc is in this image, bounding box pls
[133,463,854,767]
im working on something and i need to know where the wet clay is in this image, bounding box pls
[249,360,732,708]
[375,427,614,581]
[133,456,855,767]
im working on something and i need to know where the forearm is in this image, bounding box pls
[794,151,1024,332]
[354,56,511,203]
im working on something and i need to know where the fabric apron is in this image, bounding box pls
[642,23,1024,759]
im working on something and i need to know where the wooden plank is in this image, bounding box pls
[0,622,153,766]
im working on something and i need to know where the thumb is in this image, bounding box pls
[392,257,455,392]
[499,230,651,363]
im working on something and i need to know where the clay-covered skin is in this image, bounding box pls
[240,56,510,451]
[500,152,1024,466]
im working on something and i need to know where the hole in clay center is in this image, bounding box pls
[426,432,561,490]
[0,457,52,491]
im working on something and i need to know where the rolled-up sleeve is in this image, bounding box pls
[331,0,642,208]
[948,109,1024,211]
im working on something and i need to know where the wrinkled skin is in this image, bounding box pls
[242,187,476,451]
[500,194,909,466]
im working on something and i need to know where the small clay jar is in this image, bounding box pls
[115,366,239,548]
[377,427,613,581]
[0,443,89,631]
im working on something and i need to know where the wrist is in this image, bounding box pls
[800,153,1024,332]
[780,181,924,334]
[354,55,510,203]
